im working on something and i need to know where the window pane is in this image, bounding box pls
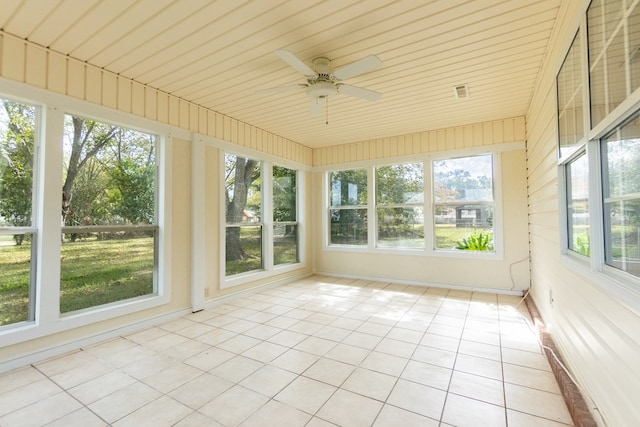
[330,169,367,206]
[630,3,640,92]
[377,207,424,248]
[225,154,261,223]
[330,208,367,245]
[376,163,423,204]
[61,116,157,312]
[274,224,298,265]
[0,99,37,326]
[603,114,640,277]
[433,155,494,251]
[434,205,494,250]
[226,226,263,275]
[0,234,33,326]
[557,31,584,155]
[567,153,590,255]
[273,166,296,222]
[63,116,156,227]
[433,155,493,203]
[60,231,155,313]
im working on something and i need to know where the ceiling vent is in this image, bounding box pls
[453,84,469,99]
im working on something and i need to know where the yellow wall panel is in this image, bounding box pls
[223,116,232,142]
[207,110,216,137]
[454,126,464,149]
[25,44,47,88]
[179,99,189,130]
[157,92,169,124]
[47,53,66,94]
[101,72,117,109]
[131,81,145,117]
[117,77,131,113]
[168,96,179,126]
[1,35,25,82]
[85,67,102,104]
[463,125,473,148]
[493,120,504,144]
[189,103,198,132]
[145,88,157,121]
[198,107,207,135]
[66,60,85,100]
[215,113,224,140]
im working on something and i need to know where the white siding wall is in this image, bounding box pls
[526,1,640,425]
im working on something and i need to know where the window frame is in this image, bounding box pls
[221,152,303,289]
[557,1,640,310]
[0,79,174,347]
[322,149,505,259]
[0,97,40,328]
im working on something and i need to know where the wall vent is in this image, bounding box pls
[453,84,469,99]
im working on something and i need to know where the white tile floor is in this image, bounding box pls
[0,275,574,426]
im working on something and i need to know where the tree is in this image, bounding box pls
[0,101,35,245]
[62,117,117,228]
[225,155,260,261]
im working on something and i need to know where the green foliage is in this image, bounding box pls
[574,234,590,256]
[109,158,155,224]
[0,101,35,235]
[455,231,494,251]
[0,236,154,326]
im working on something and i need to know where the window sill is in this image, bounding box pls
[561,253,640,315]
[0,293,170,347]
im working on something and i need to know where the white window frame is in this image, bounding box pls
[221,151,303,290]
[557,3,640,311]
[322,147,506,260]
[0,79,174,347]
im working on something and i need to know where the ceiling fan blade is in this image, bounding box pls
[275,49,316,77]
[333,54,382,80]
[338,84,382,101]
[256,84,307,95]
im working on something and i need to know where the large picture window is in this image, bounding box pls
[0,99,37,327]
[433,155,494,251]
[329,169,368,246]
[60,115,158,313]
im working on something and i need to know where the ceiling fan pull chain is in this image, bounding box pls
[326,97,329,125]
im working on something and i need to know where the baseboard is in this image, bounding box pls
[315,270,525,296]
[524,298,599,427]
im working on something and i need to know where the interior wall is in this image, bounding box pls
[526,1,640,425]
[0,33,314,368]
[312,119,530,293]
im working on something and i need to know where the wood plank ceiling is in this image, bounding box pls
[0,0,562,148]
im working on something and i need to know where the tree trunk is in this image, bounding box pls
[225,157,258,261]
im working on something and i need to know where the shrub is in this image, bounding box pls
[455,231,494,251]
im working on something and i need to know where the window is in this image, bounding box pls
[587,0,639,127]
[329,169,368,245]
[375,162,424,248]
[566,152,590,256]
[273,165,298,265]
[602,114,640,277]
[557,30,584,157]
[60,115,158,313]
[557,0,640,290]
[433,155,494,251]
[0,99,37,327]
[224,154,262,276]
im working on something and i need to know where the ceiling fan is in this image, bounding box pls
[258,49,383,116]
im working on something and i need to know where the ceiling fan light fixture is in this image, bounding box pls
[307,80,337,99]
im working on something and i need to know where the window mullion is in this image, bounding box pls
[36,106,64,323]
[587,138,605,272]
[264,162,273,271]
[368,166,376,249]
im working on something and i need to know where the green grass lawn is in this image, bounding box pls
[0,236,154,326]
